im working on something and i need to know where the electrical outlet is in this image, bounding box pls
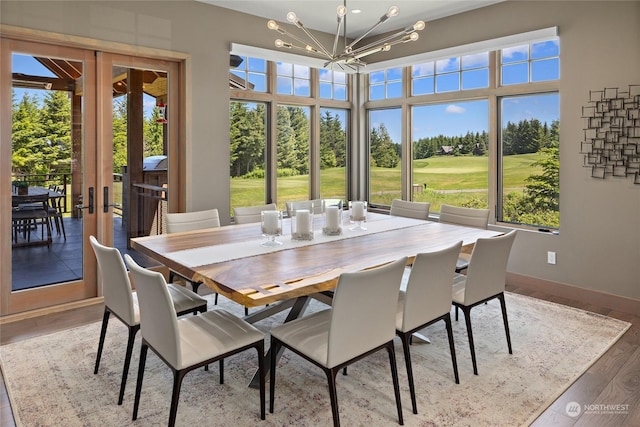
[547,251,556,265]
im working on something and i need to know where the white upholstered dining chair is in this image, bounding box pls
[269,257,408,427]
[390,199,430,220]
[396,241,462,414]
[89,236,207,406]
[233,203,277,224]
[124,254,265,427]
[285,199,322,217]
[165,208,220,300]
[452,230,517,375]
[439,204,490,272]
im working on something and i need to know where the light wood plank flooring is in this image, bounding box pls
[1,284,638,426]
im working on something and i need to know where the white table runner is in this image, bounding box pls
[164,216,429,268]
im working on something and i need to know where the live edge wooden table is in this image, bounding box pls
[131,212,500,386]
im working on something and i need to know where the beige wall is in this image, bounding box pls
[2,1,639,302]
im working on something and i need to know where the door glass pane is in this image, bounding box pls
[11,53,82,289]
[276,105,310,209]
[112,65,169,263]
[369,108,401,206]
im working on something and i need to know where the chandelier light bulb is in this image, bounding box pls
[382,44,391,52]
[409,32,419,41]
[413,20,426,31]
[386,6,400,18]
[267,20,279,30]
[337,5,347,17]
[286,11,297,23]
[275,39,285,48]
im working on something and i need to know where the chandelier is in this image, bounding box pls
[267,2,425,69]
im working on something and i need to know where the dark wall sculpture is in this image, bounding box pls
[581,85,640,184]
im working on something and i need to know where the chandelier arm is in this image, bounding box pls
[347,30,408,56]
[295,22,334,58]
[277,26,333,59]
[345,19,387,51]
[332,16,345,57]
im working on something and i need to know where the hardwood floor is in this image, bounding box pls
[1,284,638,426]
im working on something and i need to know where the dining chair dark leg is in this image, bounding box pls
[219,359,224,384]
[269,338,281,414]
[460,306,478,375]
[444,314,460,384]
[257,341,266,420]
[398,332,417,414]
[118,324,140,405]
[497,293,513,354]
[325,366,341,427]
[94,308,111,374]
[386,341,404,426]
[168,369,188,427]
[132,343,149,421]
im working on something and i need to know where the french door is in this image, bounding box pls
[1,38,182,316]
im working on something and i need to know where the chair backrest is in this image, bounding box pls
[166,208,220,233]
[124,254,181,368]
[285,200,322,217]
[233,203,277,224]
[326,257,407,368]
[439,204,490,229]
[390,199,430,220]
[89,236,136,325]
[401,241,462,331]
[463,230,517,305]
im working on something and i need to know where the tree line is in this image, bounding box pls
[11,91,164,176]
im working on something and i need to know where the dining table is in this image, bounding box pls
[132,211,501,385]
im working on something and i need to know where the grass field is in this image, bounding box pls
[231,153,543,212]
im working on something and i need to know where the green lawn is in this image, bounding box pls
[231,154,542,212]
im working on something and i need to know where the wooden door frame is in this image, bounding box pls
[1,27,187,317]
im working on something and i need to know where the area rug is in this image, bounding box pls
[0,292,630,427]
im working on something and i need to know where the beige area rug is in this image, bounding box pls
[0,292,630,427]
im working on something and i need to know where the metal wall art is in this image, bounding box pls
[580,85,640,184]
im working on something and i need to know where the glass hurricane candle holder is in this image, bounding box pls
[348,200,367,231]
[291,204,314,241]
[322,199,342,236]
[261,210,283,246]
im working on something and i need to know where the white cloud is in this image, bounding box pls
[445,105,465,114]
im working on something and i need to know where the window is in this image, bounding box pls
[412,52,489,95]
[229,101,267,214]
[369,108,401,205]
[367,35,560,229]
[230,55,351,213]
[277,62,310,96]
[499,93,559,228]
[230,56,267,92]
[411,100,489,212]
[320,108,348,201]
[369,67,403,100]
[501,38,559,85]
[276,105,310,208]
[319,69,347,101]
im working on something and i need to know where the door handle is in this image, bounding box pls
[75,187,94,214]
[103,186,121,213]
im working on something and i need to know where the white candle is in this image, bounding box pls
[262,210,279,234]
[296,209,311,234]
[352,201,365,220]
[326,206,339,230]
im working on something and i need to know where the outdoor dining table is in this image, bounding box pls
[11,186,65,248]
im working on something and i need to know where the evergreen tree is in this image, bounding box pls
[112,97,128,171]
[11,92,45,174]
[370,124,400,168]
